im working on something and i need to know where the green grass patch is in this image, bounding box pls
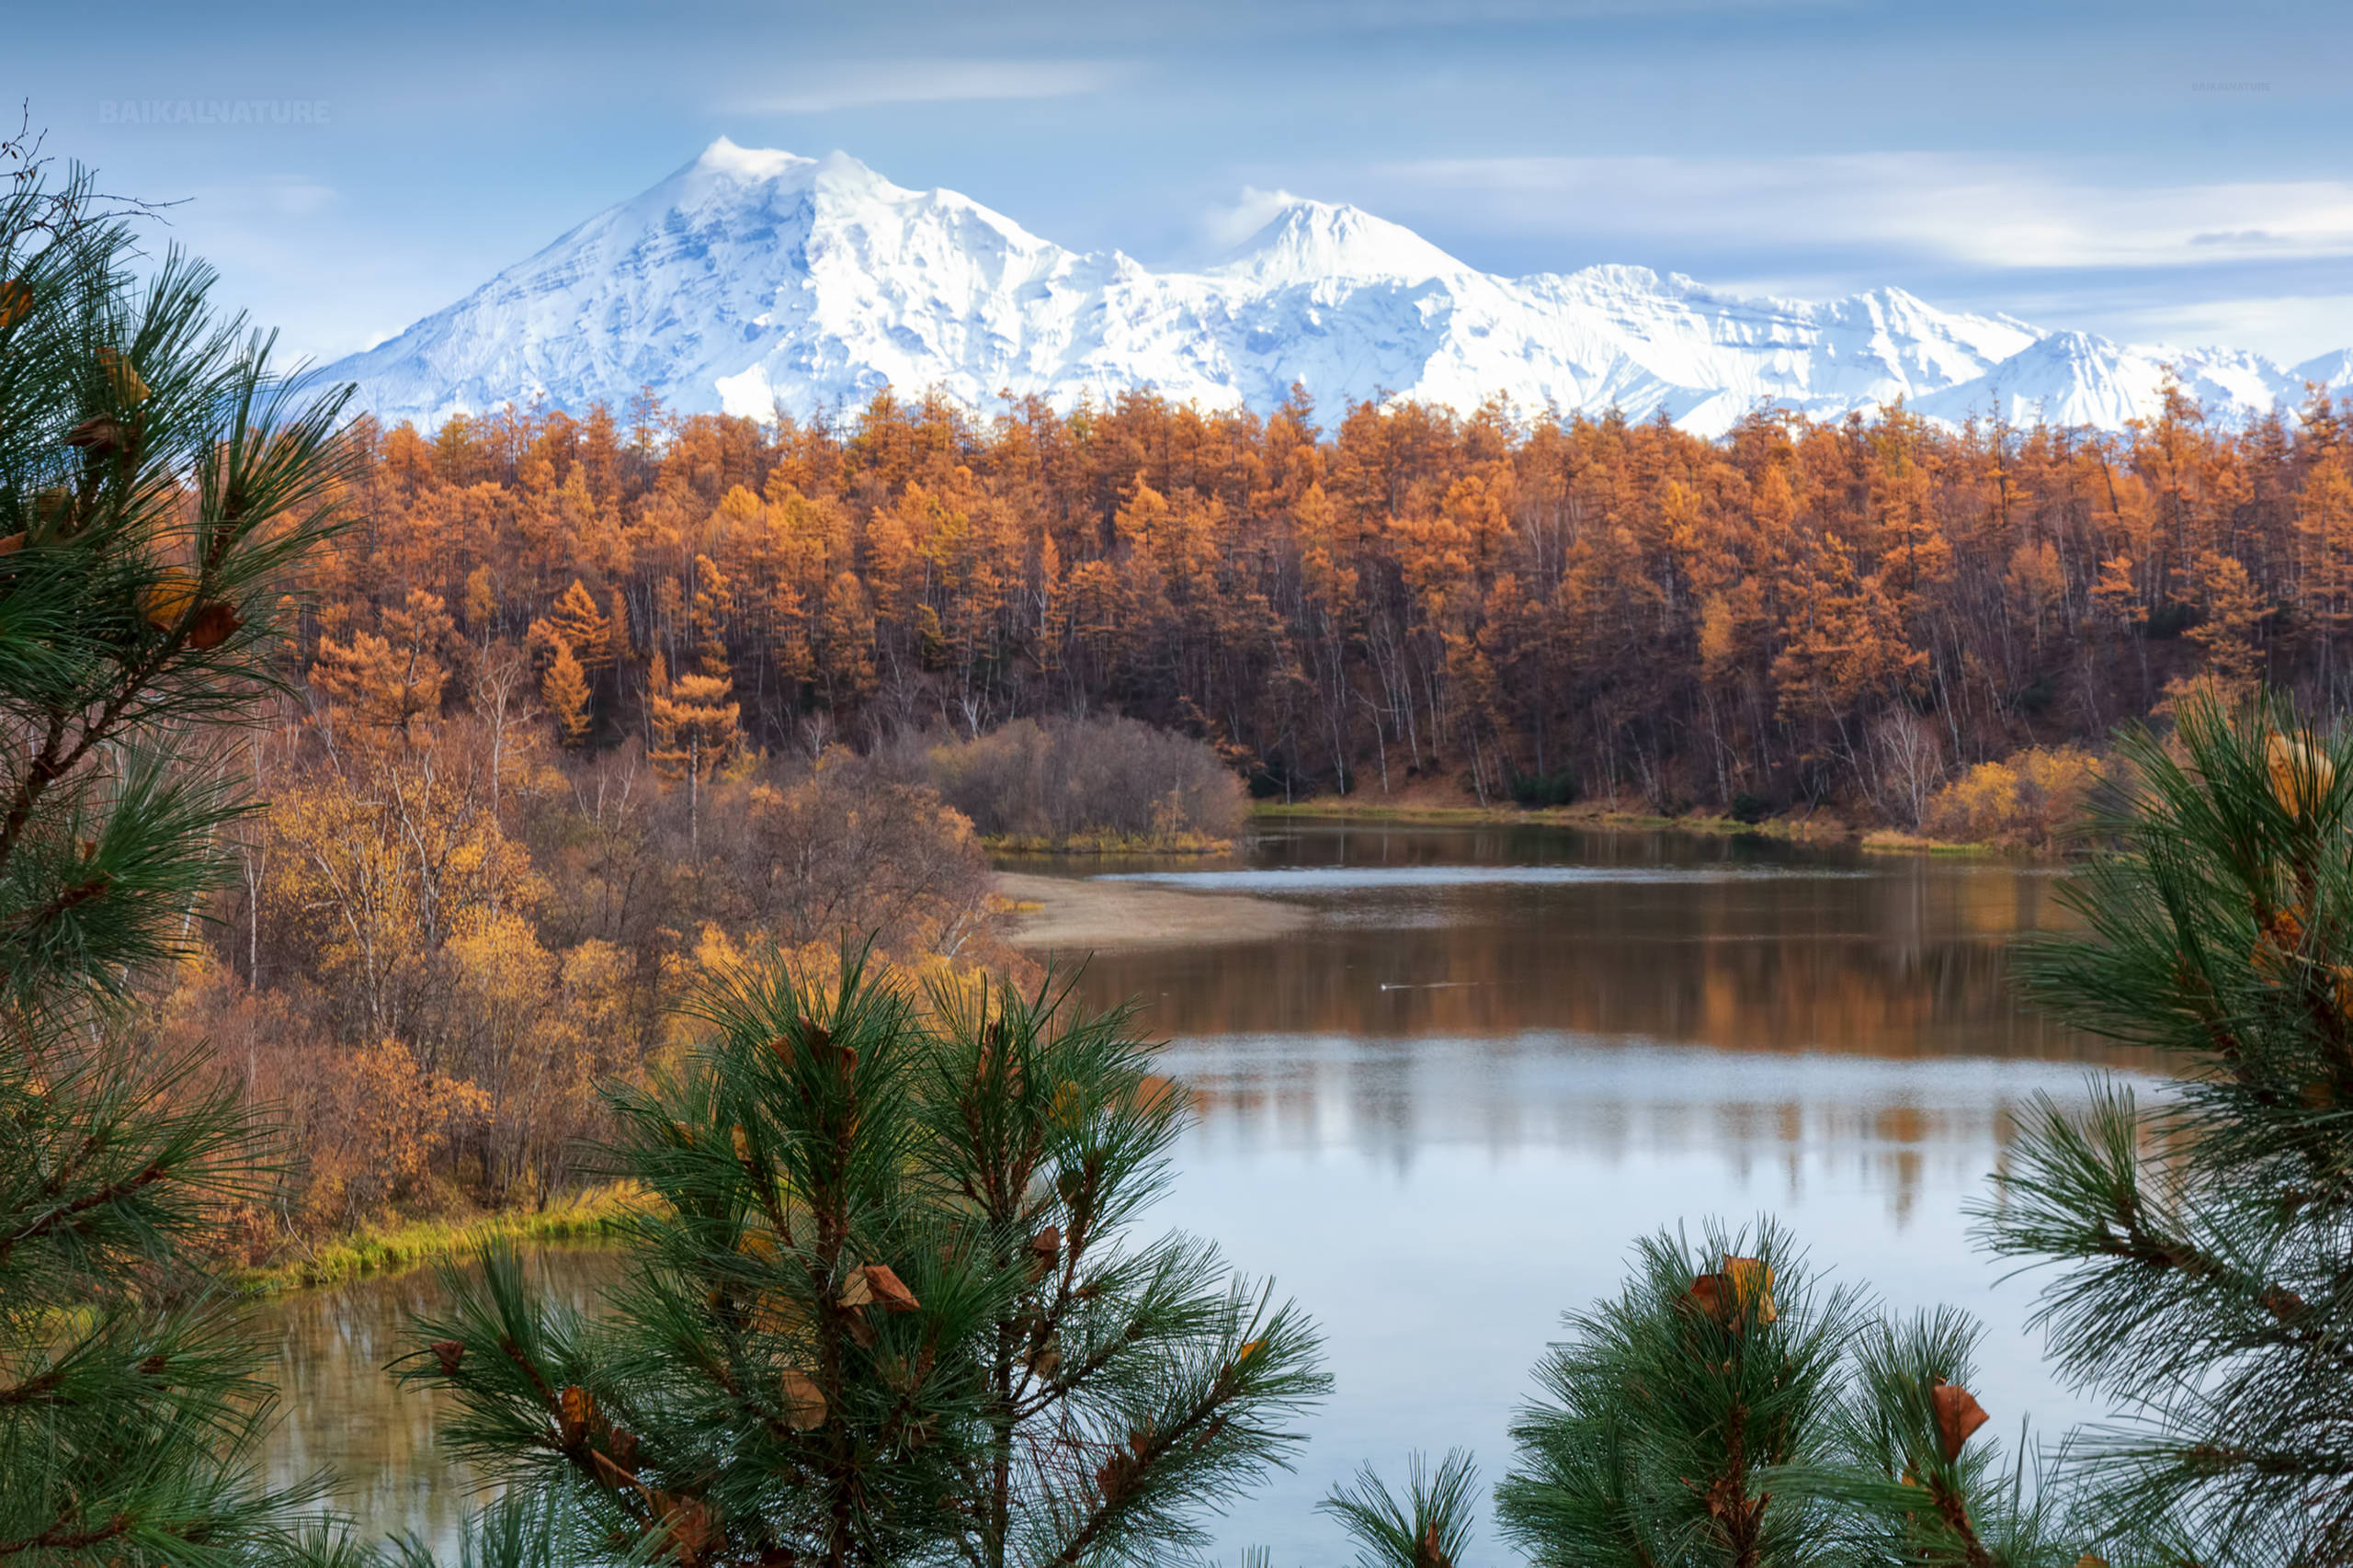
[983,831,1233,855]
[1249,800,1853,843]
[1859,829,2002,857]
[233,1183,651,1297]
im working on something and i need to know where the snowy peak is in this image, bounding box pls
[688,135,821,184]
[1214,198,1472,287]
[326,140,2353,437]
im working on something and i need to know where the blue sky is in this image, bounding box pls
[18,0,2353,366]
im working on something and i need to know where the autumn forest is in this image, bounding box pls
[322,379,2349,812]
[136,377,2336,1240]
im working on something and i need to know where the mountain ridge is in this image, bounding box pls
[327,137,2352,437]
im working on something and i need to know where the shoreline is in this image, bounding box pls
[1248,800,2012,858]
[995,869,1311,951]
[233,1183,645,1297]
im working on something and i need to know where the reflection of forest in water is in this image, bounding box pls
[1056,822,2142,1065]
[1159,1031,2127,1229]
[256,1249,622,1551]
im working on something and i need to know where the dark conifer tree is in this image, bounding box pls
[1332,1223,2090,1568]
[0,142,357,1567]
[1986,690,2353,1563]
[401,958,1324,1568]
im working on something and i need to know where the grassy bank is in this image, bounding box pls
[983,831,1233,855]
[233,1182,651,1297]
[1856,829,2000,857]
[1251,798,2018,857]
[1251,798,1847,841]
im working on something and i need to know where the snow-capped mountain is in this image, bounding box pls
[327,138,2353,438]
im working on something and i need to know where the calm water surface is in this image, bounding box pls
[261,821,2149,1562]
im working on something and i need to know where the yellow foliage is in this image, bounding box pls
[262,747,542,1034]
[1921,745,2099,849]
[304,1039,489,1223]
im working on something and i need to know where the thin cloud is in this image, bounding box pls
[2120,294,2353,366]
[737,59,1131,115]
[1370,153,2353,270]
[1200,186,1303,250]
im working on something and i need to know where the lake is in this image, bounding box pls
[258,819,2148,1562]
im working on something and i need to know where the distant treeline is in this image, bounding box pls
[308,380,2353,817]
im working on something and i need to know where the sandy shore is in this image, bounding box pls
[995,870,1309,951]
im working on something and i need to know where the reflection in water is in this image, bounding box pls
[256,824,2148,1563]
[255,1248,621,1551]
[1060,824,2132,1065]
[1107,865,1880,889]
[1152,1031,2140,1562]
[1164,1030,2109,1225]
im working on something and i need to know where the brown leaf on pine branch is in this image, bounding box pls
[779,1367,827,1430]
[1029,1223,1061,1278]
[1095,1449,1139,1505]
[1415,1522,1454,1568]
[1686,1272,1730,1323]
[0,278,28,332]
[560,1384,597,1446]
[1931,1380,1988,1460]
[2267,733,2335,818]
[139,573,198,630]
[430,1339,465,1376]
[863,1263,919,1312]
[97,346,148,405]
[64,415,128,459]
[1722,1256,1777,1324]
[186,600,243,650]
[1686,1256,1777,1329]
[653,1493,716,1564]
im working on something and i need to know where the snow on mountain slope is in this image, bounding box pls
[327,138,2353,437]
[1914,334,2347,430]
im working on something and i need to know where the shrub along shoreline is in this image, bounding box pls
[230,1182,648,1297]
[1249,798,2013,856]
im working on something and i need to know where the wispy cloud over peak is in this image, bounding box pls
[1368,153,2353,273]
[733,58,1131,115]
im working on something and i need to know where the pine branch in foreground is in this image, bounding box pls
[397,954,1326,1568]
[1979,689,2353,1564]
[0,142,360,1568]
[1329,1222,2110,1568]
